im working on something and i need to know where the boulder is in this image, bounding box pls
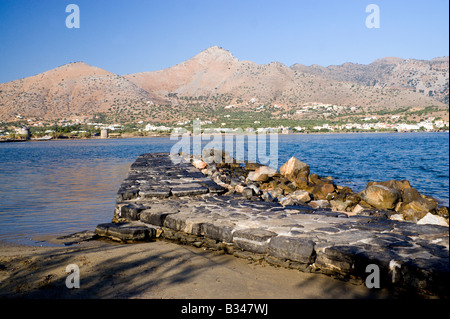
[396,188,438,220]
[279,196,296,206]
[350,204,366,216]
[390,213,405,221]
[401,187,422,204]
[417,213,449,227]
[397,198,437,215]
[245,162,264,171]
[402,209,428,222]
[330,200,352,212]
[259,179,280,190]
[292,176,310,190]
[367,180,412,193]
[192,159,208,170]
[248,184,261,195]
[242,187,255,199]
[234,185,246,193]
[311,183,336,200]
[360,184,400,210]
[261,191,276,202]
[289,190,311,203]
[436,206,449,217]
[279,156,310,179]
[308,200,331,209]
[309,173,328,185]
[277,182,297,195]
[256,165,277,177]
[247,171,264,182]
[247,165,276,182]
[345,193,361,206]
[268,188,284,200]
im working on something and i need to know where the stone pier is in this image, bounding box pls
[96,153,449,297]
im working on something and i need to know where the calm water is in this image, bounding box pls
[0,132,448,245]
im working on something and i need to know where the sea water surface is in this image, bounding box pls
[0,132,448,245]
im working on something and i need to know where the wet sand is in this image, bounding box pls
[0,238,396,299]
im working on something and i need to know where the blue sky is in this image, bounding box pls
[0,0,448,83]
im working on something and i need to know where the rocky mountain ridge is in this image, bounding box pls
[0,46,447,122]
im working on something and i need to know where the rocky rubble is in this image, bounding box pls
[184,149,449,227]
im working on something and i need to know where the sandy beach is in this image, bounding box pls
[0,238,398,299]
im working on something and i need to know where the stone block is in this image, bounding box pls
[233,228,277,254]
[268,236,316,264]
[138,203,180,226]
[315,245,361,276]
[95,222,155,242]
[139,210,170,226]
[198,180,227,194]
[119,203,147,221]
[116,187,139,201]
[201,223,234,243]
[139,186,171,198]
[171,183,209,196]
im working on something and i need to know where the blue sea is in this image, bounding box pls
[0,132,448,245]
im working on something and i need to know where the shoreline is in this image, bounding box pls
[1,130,448,144]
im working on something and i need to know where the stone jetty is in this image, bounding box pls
[95,152,449,297]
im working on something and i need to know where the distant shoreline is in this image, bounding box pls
[1,130,448,144]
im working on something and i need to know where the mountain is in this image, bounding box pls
[291,56,449,104]
[0,62,161,121]
[0,47,448,123]
[124,46,239,95]
[125,46,448,119]
[125,46,447,111]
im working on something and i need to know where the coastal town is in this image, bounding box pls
[0,115,448,141]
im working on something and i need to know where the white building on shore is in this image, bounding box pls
[145,124,171,132]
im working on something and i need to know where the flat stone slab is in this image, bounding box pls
[95,222,158,242]
[104,153,449,297]
[170,183,209,196]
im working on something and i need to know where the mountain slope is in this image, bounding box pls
[0,62,161,121]
[0,47,447,123]
[291,56,449,104]
[125,46,446,112]
[124,46,239,95]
